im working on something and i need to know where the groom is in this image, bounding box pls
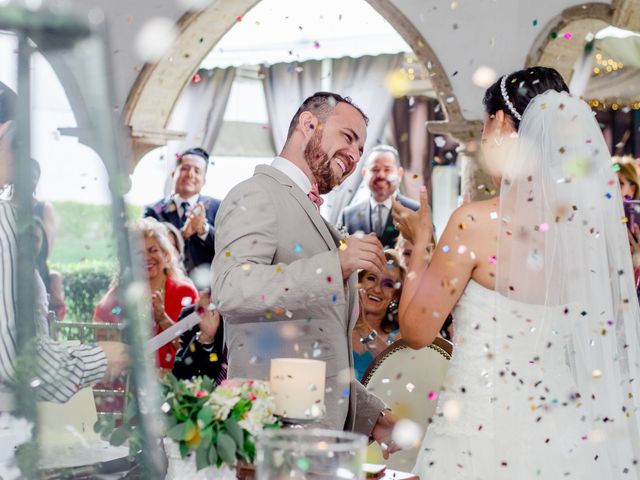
[212,92,397,449]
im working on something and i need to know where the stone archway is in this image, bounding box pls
[526,0,640,81]
[122,0,460,165]
[526,2,613,81]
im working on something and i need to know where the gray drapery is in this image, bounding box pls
[168,66,236,157]
[262,60,323,153]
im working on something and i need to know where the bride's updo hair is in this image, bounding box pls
[483,67,569,130]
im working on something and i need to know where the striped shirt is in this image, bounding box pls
[0,201,107,403]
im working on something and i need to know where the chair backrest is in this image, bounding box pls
[362,337,452,472]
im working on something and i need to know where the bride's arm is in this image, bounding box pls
[394,194,477,349]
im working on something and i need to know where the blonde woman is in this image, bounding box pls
[93,218,198,371]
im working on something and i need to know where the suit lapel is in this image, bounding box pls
[161,199,182,228]
[361,202,372,234]
[288,187,337,250]
[256,165,336,250]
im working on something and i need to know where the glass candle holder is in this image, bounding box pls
[256,428,367,480]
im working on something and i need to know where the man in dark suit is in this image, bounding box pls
[340,145,419,248]
[143,147,220,273]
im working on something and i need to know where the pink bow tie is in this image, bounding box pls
[307,183,324,210]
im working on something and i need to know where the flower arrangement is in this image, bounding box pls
[161,375,280,471]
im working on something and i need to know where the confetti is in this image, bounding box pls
[532,19,538,26]
[539,223,549,232]
[489,256,497,264]
[564,32,572,40]
[472,66,497,88]
[406,383,416,392]
[428,391,438,400]
[490,211,498,220]
[442,245,450,253]
[294,243,303,253]
[392,419,423,449]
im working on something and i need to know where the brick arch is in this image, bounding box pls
[122,0,459,163]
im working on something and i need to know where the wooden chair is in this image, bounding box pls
[362,337,453,472]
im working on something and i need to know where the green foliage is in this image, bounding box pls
[159,375,280,470]
[49,201,117,265]
[52,260,114,324]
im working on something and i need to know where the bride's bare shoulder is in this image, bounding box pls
[448,198,499,227]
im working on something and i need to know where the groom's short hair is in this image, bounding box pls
[285,92,369,141]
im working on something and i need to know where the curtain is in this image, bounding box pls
[168,66,236,156]
[322,53,404,223]
[262,60,323,153]
[391,97,434,203]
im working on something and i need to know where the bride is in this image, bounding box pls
[392,66,640,479]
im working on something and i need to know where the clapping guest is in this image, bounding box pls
[352,250,404,381]
[143,147,220,274]
[93,218,198,372]
[340,145,419,249]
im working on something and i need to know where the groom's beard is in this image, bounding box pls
[304,130,334,194]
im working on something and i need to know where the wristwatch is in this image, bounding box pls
[359,329,378,344]
[195,331,215,351]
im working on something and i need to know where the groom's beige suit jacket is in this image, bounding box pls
[212,161,385,434]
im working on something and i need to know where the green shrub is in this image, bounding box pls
[52,261,116,323]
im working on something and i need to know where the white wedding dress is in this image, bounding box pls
[413,91,640,479]
[414,280,621,479]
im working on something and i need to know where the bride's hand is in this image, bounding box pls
[392,186,433,244]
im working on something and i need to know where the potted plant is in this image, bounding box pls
[95,375,280,479]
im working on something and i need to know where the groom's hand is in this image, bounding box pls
[371,409,399,460]
[338,233,386,280]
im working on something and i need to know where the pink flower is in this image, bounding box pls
[196,391,207,398]
[248,393,257,401]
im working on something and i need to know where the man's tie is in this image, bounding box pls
[375,204,386,237]
[180,201,190,226]
[307,183,324,211]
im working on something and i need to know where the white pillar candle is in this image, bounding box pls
[269,358,326,420]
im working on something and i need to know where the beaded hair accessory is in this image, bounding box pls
[500,75,522,121]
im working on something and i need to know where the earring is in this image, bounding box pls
[388,299,399,313]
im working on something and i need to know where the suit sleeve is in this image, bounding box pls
[142,204,160,220]
[350,379,387,436]
[212,182,345,317]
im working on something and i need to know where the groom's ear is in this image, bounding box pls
[298,111,317,140]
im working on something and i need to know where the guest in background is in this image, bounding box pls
[31,158,56,252]
[172,289,226,383]
[33,217,66,322]
[352,250,404,381]
[93,218,198,372]
[144,147,220,274]
[340,145,419,248]
[615,158,639,200]
[394,234,451,339]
